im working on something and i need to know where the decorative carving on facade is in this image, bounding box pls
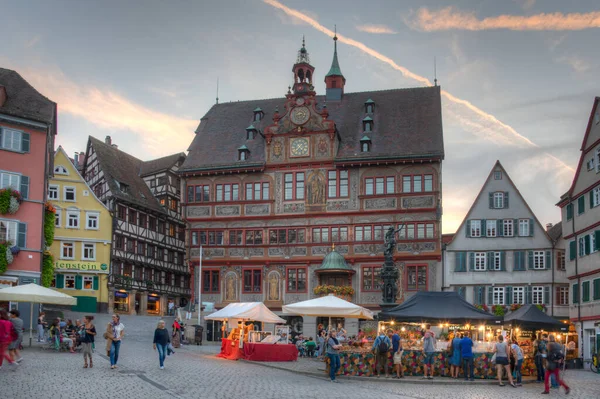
[248,248,264,257]
[245,204,270,216]
[397,243,414,252]
[361,294,379,304]
[202,295,220,304]
[241,294,263,302]
[291,247,307,256]
[215,206,240,216]
[284,295,305,304]
[354,243,381,255]
[204,248,224,258]
[275,172,283,214]
[337,245,349,254]
[224,272,238,302]
[402,196,434,209]
[316,136,329,157]
[326,201,349,211]
[186,206,210,218]
[419,242,436,251]
[283,202,305,213]
[307,170,326,206]
[365,198,396,210]
[268,247,284,256]
[228,248,244,257]
[311,246,329,256]
[266,271,281,301]
[272,139,284,161]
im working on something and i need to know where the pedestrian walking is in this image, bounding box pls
[0,309,18,370]
[372,329,392,378]
[461,332,474,381]
[37,311,47,342]
[326,329,343,383]
[542,335,570,395]
[172,318,181,348]
[109,314,125,369]
[449,332,462,379]
[317,330,326,359]
[533,333,547,383]
[494,335,516,387]
[153,320,170,370]
[103,322,114,356]
[422,324,436,380]
[81,316,96,368]
[510,339,524,386]
[8,310,23,363]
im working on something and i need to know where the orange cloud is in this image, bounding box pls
[18,68,196,157]
[408,7,600,31]
[356,24,397,34]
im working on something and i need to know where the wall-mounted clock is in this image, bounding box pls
[290,106,310,125]
[290,137,310,157]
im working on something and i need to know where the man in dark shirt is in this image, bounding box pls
[461,332,475,381]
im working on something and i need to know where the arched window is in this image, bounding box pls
[240,151,247,161]
[365,122,372,132]
[54,165,68,175]
[361,142,370,152]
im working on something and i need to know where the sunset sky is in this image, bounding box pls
[3,0,599,233]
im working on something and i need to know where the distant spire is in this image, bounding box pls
[326,25,343,78]
[296,35,310,64]
[216,77,219,104]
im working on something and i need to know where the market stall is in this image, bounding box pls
[206,302,296,362]
[282,293,375,328]
[328,292,503,378]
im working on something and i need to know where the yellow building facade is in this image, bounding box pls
[48,147,112,313]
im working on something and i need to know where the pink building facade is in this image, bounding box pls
[0,68,56,298]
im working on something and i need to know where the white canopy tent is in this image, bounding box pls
[0,283,77,346]
[205,302,286,324]
[282,294,374,330]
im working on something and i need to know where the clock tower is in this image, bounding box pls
[291,37,315,96]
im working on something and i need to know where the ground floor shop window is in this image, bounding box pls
[114,292,129,312]
[148,295,160,314]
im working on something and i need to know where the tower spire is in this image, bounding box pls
[325,25,345,101]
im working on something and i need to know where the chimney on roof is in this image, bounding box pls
[0,86,6,107]
[112,144,118,149]
[546,223,553,231]
[105,136,112,145]
[78,151,85,166]
[73,152,79,167]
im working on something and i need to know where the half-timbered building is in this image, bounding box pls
[82,136,190,316]
[180,37,445,338]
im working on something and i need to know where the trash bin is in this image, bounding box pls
[192,325,203,346]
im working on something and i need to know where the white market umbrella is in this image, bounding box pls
[0,283,77,346]
[205,302,286,324]
[283,294,374,330]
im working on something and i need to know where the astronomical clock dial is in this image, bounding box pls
[290,137,309,157]
[295,97,305,105]
[290,106,310,125]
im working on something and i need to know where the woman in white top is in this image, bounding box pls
[511,339,524,386]
[109,314,125,369]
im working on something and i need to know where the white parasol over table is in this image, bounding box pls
[0,283,77,346]
[282,294,374,330]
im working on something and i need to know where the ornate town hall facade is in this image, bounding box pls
[180,38,445,337]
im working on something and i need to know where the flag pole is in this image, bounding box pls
[197,246,203,326]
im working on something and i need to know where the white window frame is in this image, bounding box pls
[513,287,525,305]
[533,251,545,269]
[85,212,99,230]
[486,220,497,237]
[64,274,76,290]
[593,187,600,208]
[532,286,544,305]
[66,210,80,229]
[82,243,96,261]
[55,208,61,227]
[82,276,94,291]
[61,242,75,260]
[519,219,529,236]
[503,219,513,237]
[579,236,585,258]
[470,220,481,237]
[493,252,502,270]
[64,186,76,202]
[0,219,18,243]
[493,287,505,305]
[474,252,486,271]
[591,233,597,254]
[0,172,20,190]
[493,192,504,209]
[1,128,22,151]
[48,184,59,200]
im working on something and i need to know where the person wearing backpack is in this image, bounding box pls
[542,335,570,395]
[510,339,524,386]
[533,333,547,382]
[422,324,437,380]
[372,329,392,378]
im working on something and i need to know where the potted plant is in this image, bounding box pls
[492,305,506,317]
[510,303,522,312]
[0,188,23,215]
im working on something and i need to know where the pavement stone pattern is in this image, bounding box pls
[2,313,600,399]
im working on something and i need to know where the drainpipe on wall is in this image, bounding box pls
[570,197,583,363]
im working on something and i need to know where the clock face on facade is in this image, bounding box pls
[290,138,309,157]
[290,106,310,125]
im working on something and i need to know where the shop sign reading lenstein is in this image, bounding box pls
[54,261,109,273]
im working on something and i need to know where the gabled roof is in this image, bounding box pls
[557,97,600,206]
[0,67,56,125]
[181,86,444,172]
[139,152,186,177]
[448,160,552,245]
[87,136,164,213]
[547,222,562,242]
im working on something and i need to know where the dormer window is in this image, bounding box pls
[363,116,373,132]
[238,145,249,161]
[246,124,257,140]
[253,107,264,122]
[360,136,371,152]
[54,165,68,175]
[365,99,375,114]
[120,183,129,193]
